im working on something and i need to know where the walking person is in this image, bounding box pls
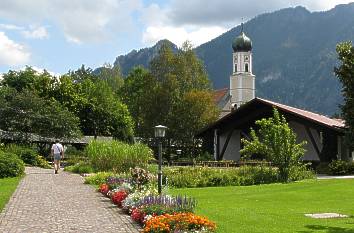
[51,140,64,174]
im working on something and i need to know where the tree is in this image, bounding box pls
[1,66,55,97]
[0,88,81,142]
[80,79,134,141]
[172,90,219,154]
[121,67,157,137]
[335,41,354,150]
[96,63,124,95]
[240,109,306,182]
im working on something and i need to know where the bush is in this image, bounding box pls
[288,165,315,181]
[64,146,87,166]
[84,172,116,185]
[3,144,50,168]
[86,140,153,172]
[164,166,280,188]
[64,162,94,174]
[0,152,25,178]
[328,160,351,175]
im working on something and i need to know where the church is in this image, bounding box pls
[198,25,351,163]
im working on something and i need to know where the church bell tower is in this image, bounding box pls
[230,24,255,109]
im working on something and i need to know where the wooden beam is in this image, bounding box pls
[305,126,320,156]
[218,129,235,160]
[241,130,251,141]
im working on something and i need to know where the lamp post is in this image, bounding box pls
[154,125,167,194]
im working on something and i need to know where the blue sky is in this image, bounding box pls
[0,0,352,75]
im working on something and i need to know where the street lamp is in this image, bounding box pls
[154,125,167,194]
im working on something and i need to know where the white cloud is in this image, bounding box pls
[167,0,354,26]
[0,0,352,48]
[141,0,354,47]
[0,0,143,44]
[0,23,24,30]
[22,26,48,39]
[20,66,61,77]
[143,25,227,47]
[0,31,30,66]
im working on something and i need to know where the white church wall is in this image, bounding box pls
[288,121,321,161]
[219,129,241,161]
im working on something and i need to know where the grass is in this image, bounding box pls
[170,179,354,233]
[0,176,21,211]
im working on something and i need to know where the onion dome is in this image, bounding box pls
[232,32,252,52]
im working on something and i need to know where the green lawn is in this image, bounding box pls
[170,179,354,233]
[0,177,21,211]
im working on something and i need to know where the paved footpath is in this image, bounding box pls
[0,167,141,233]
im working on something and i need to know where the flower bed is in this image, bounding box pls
[93,167,216,233]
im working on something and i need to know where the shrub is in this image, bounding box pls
[65,146,87,166]
[241,109,307,182]
[288,165,315,181]
[131,167,155,190]
[328,160,350,175]
[84,172,116,185]
[0,152,25,178]
[2,144,50,168]
[86,140,153,172]
[164,166,279,188]
[64,162,94,174]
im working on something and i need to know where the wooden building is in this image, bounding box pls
[198,98,349,163]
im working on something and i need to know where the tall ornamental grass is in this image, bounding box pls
[86,140,153,173]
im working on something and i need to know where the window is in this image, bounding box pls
[245,63,249,72]
[234,64,237,72]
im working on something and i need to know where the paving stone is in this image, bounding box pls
[0,167,141,233]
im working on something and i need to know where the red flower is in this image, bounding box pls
[111,190,128,208]
[98,183,109,196]
[131,208,146,224]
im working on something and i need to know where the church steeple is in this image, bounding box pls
[229,25,255,109]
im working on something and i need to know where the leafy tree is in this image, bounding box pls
[121,67,157,137]
[335,41,354,150]
[172,90,219,154]
[1,66,55,97]
[80,79,134,141]
[0,88,81,142]
[240,109,306,182]
[1,65,134,142]
[120,41,218,156]
[96,63,124,95]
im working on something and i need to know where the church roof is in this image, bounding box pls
[213,88,229,103]
[232,32,252,52]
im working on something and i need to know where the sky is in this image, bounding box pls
[0,0,353,75]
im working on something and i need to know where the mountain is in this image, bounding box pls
[113,3,354,115]
[114,39,178,76]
